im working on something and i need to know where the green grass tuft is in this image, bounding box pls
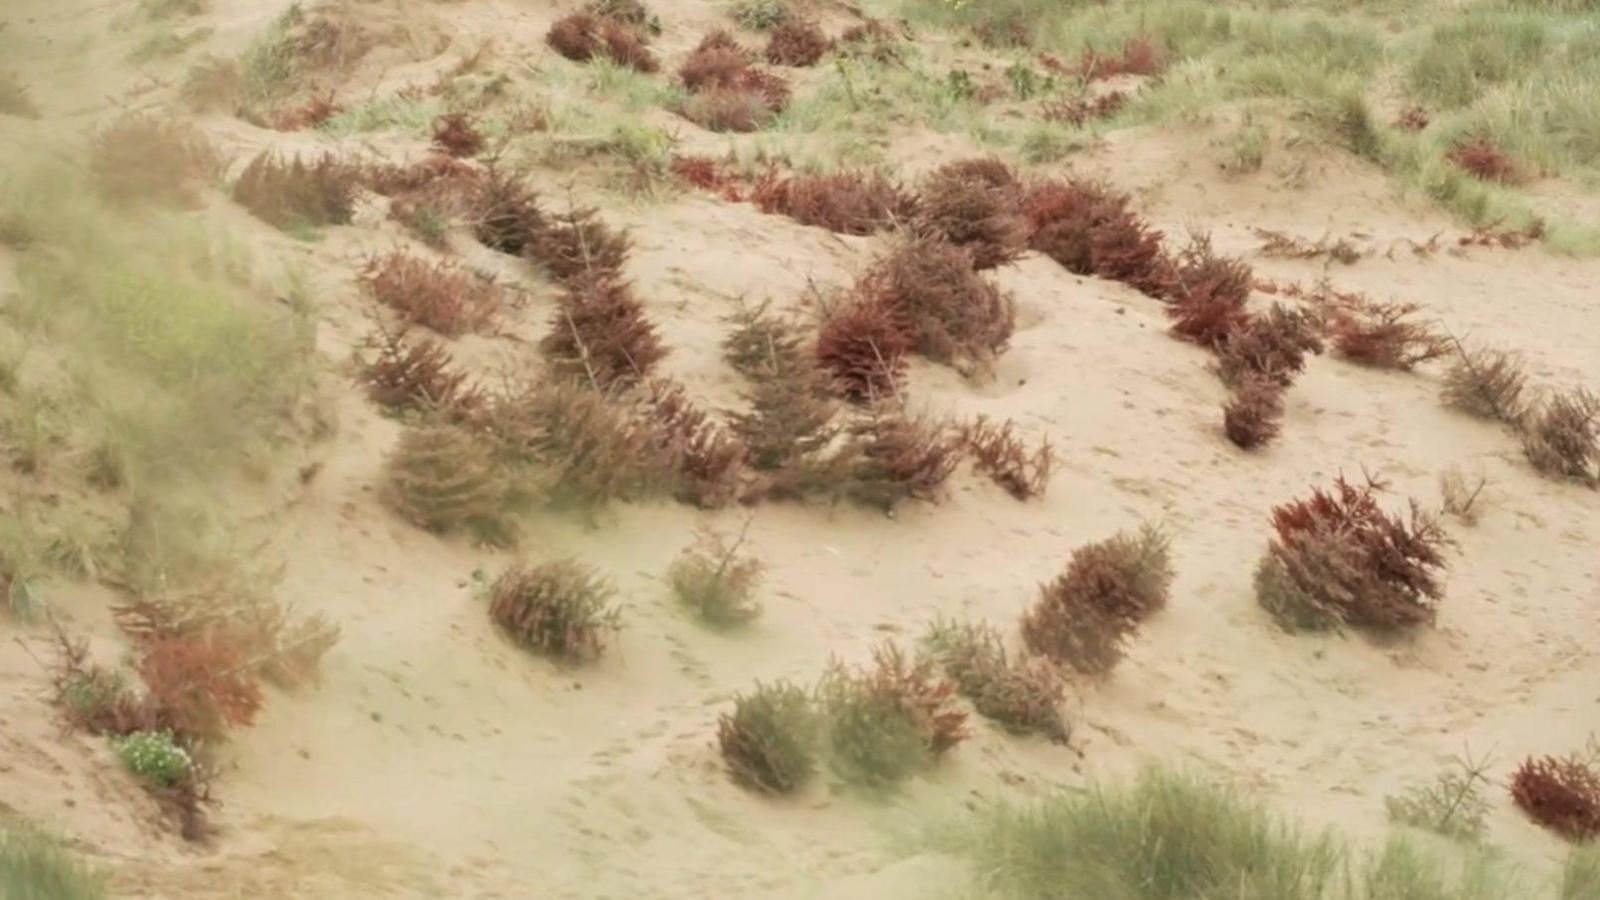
[0,824,107,900]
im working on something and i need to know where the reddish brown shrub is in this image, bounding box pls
[360,251,500,336]
[1042,90,1127,126]
[1256,475,1452,631]
[753,169,916,235]
[924,620,1068,742]
[1324,296,1450,369]
[1165,235,1254,348]
[1223,377,1285,450]
[857,236,1015,368]
[843,406,962,510]
[1448,137,1521,183]
[91,115,221,207]
[1441,345,1527,423]
[1521,387,1600,485]
[815,298,912,402]
[356,323,485,417]
[489,560,620,663]
[915,158,1029,270]
[547,13,659,72]
[670,153,747,199]
[273,92,341,131]
[1024,178,1171,296]
[139,630,263,740]
[527,205,632,284]
[765,19,832,67]
[839,20,901,60]
[961,416,1053,500]
[1511,751,1600,840]
[1074,36,1163,80]
[540,274,667,389]
[680,30,752,89]
[1395,105,1430,131]
[678,67,790,131]
[234,153,359,228]
[431,112,485,158]
[642,380,748,509]
[1022,525,1173,676]
[470,167,545,255]
[1215,303,1324,388]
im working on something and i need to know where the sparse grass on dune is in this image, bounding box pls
[0,823,107,900]
[919,766,1525,900]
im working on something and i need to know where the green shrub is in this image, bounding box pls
[1565,843,1600,900]
[718,681,817,794]
[0,825,106,900]
[668,527,763,628]
[817,642,967,788]
[114,729,193,787]
[729,0,794,30]
[923,620,1068,743]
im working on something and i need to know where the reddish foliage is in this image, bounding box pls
[1041,90,1127,125]
[431,112,485,158]
[360,251,501,336]
[1165,235,1254,347]
[1260,475,1452,631]
[234,153,360,228]
[1215,302,1325,387]
[139,630,264,740]
[1223,377,1285,450]
[1074,36,1163,80]
[844,407,963,510]
[1394,105,1430,131]
[1447,137,1521,183]
[546,13,659,72]
[642,380,748,509]
[863,642,970,756]
[670,153,748,200]
[680,44,753,92]
[857,236,1014,367]
[273,92,341,131]
[815,298,912,402]
[765,19,832,67]
[1324,295,1450,370]
[678,71,790,132]
[470,167,545,255]
[1511,752,1600,840]
[540,273,667,389]
[364,154,483,197]
[753,169,916,235]
[356,324,485,418]
[961,416,1053,500]
[916,158,1029,270]
[1024,178,1172,295]
[1023,526,1173,676]
[527,205,632,285]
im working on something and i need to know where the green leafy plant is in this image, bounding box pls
[114,729,194,787]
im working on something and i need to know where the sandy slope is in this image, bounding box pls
[2,0,1598,896]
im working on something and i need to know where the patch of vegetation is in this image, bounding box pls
[1521,387,1600,486]
[718,681,817,794]
[729,0,795,31]
[923,620,1068,742]
[487,559,621,664]
[232,153,360,231]
[115,729,194,787]
[1385,751,1493,842]
[1512,744,1600,841]
[89,114,221,207]
[1256,475,1451,632]
[0,824,107,900]
[1565,843,1600,900]
[1022,525,1174,676]
[383,421,516,547]
[818,642,967,789]
[668,522,763,628]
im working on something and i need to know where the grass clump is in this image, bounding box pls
[818,642,967,789]
[1406,14,1549,110]
[1256,475,1451,632]
[487,559,620,664]
[89,115,221,207]
[1022,525,1174,676]
[924,767,1344,900]
[923,620,1068,743]
[1565,844,1600,900]
[114,729,194,787]
[382,421,515,546]
[0,824,107,900]
[718,681,817,794]
[668,523,763,628]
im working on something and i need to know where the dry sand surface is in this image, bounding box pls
[1,0,1597,897]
